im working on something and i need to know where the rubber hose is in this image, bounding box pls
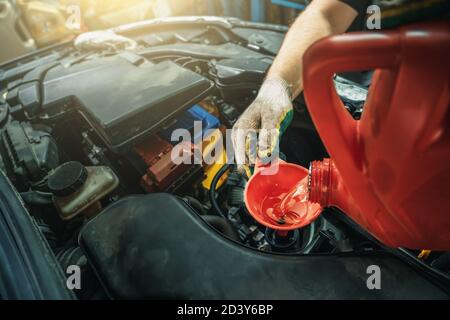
[184,195,207,215]
[203,215,240,242]
[21,191,53,206]
[209,163,233,219]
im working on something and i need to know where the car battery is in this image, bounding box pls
[159,104,220,145]
[135,137,195,192]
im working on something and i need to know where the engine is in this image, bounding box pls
[1,18,409,299]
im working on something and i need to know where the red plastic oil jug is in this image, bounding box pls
[302,21,450,250]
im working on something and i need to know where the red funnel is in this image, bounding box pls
[244,160,322,231]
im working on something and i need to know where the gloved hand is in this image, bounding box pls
[231,76,293,172]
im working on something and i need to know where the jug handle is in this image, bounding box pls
[303,31,400,172]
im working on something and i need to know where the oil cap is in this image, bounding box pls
[48,161,88,197]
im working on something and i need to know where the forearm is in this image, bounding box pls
[267,0,357,98]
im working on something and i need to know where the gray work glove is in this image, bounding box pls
[231,76,294,172]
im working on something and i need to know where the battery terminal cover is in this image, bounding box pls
[137,138,195,192]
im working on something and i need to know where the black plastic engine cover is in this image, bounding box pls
[211,58,271,86]
[41,57,213,151]
[78,194,448,299]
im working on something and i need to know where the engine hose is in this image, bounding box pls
[183,195,207,215]
[203,215,240,242]
[209,163,233,219]
[21,191,53,206]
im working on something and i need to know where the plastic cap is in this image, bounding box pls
[47,161,87,197]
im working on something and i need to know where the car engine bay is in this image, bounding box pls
[0,17,448,299]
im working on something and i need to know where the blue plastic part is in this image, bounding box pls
[251,0,266,22]
[159,105,220,145]
[271,0,306,11]
[251,0,306,23]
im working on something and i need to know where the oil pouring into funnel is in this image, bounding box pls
[246,21,450,251]
[244,159,322,236]
[245,158,353,237]
[264,175,311,227]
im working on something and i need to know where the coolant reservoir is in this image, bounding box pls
[47,162,119,220]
